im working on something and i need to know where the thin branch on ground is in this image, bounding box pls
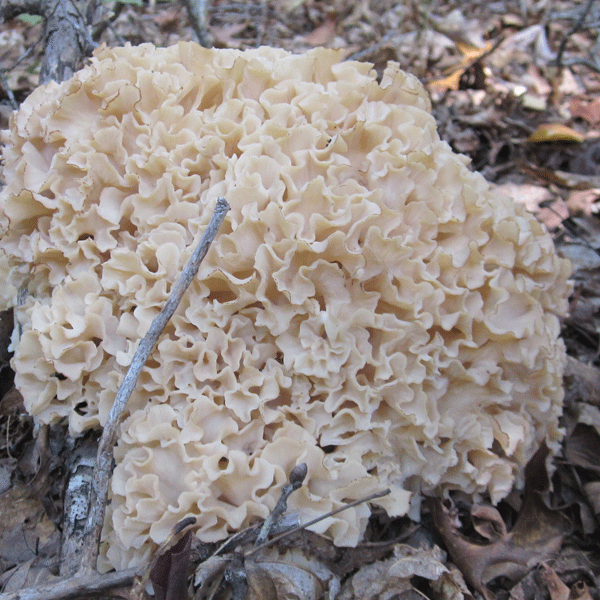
[0,567,139,600]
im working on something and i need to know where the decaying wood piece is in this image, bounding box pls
[0,0,101,85]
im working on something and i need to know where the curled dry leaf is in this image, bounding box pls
[564,423,600,475]
[193,545,340,600]
[387,544,448,580]
[430,444,572,600]
[470,505,507,541]
[564,403,600,473]
[149,531,193,600]
[430,565,474,600]
[571,581,594,600]
[131,518,196,600]
[245,548,338,600]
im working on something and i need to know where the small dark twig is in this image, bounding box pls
[246,488,391,559]
[255,463,307,546]
[555,0,596,68]
[80,197,230,574]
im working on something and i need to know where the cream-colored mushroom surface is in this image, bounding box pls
[0,43,572,570]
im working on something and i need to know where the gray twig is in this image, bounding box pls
[0,568,139,600]
[181,0,212,47]
[80,197,230,574]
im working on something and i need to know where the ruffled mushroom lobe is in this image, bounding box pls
[0,43,572,570]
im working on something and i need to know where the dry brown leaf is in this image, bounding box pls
[0,386,25,417]
[301,17,337,46]
[246,559,325,600]
[520,164,600,190]
[150,530,193,600]
[571,581,594,600]
[337,543,451,600]
[582,481,600,518]
[151,6,182,28]
[211,23,250,49]
[428,39,491,94]
[428,70,464,93]
[388,544,448,580]
[0,481,58,570]
[0,458,15,494]
[431,565,474,600]
[455,41,492,61]
[0,559,37,594]
[566,190,600,215]
[564,423,600,475]
[570,97,600,127]
[243,546,340,600]
[430,445,572,600]
[540,565,570,600]
[337,555,415,600]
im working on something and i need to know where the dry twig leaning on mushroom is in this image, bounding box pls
[0,43,572,573]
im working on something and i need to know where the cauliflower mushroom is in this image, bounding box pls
[0,43,572,570]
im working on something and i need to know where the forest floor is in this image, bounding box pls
[1,1,600,599]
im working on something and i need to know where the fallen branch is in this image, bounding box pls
[0,568,139,600]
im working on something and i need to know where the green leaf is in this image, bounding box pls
[17,13,43,25]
